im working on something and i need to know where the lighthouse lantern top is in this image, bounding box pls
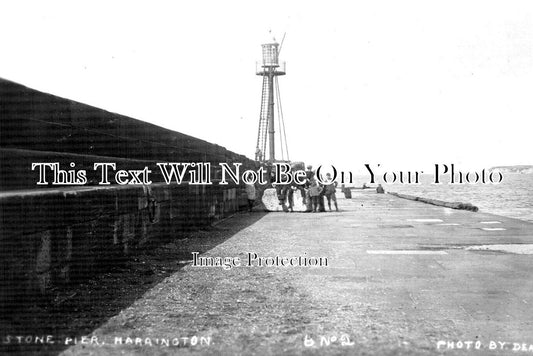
[261,43,280,67]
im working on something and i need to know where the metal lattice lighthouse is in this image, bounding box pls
[255,40,288,163]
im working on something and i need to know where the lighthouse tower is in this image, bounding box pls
[255,41,287,163]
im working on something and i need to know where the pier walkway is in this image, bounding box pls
[56,191,533,355]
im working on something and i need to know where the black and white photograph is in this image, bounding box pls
[1,1,533,355]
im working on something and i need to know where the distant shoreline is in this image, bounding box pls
[489,165,533,174]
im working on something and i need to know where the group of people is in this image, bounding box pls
[244,164,386,213]
[275,165,338,213]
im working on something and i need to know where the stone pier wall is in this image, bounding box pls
[0,78,257,310]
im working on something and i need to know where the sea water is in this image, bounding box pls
[351,174,533,223]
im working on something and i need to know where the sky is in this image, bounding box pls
[1,1,532,174]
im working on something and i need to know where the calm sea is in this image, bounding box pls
[350,174,533,223]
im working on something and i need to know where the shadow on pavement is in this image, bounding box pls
[0,211,268,356]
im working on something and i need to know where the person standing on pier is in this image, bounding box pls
[282,183,295,213]
[245,183,256,212]
[309,178,323,213]
[305,165,315,187]
[318,182,327,212]
[324,173,339,211]
[303,165,315,212]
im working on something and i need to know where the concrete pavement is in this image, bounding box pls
[56,190,533,355]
